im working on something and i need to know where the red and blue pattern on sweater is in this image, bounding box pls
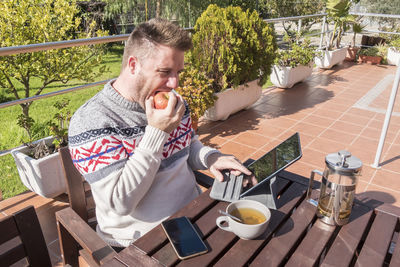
[69,115,193,176]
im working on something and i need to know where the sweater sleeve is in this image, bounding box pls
[187,134,220,171]
[77,125,170,216]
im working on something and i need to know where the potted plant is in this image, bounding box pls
[357,46,384,64]
[315,0,357,69]
[387,38,400,66]
[345,22,365,61]
[188,4,277,121]
[11,99,71,198]
[271,38,318,88]
[175,66,216,131]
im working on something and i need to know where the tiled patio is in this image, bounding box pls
[198,61,400,206]
[1,61,400,266]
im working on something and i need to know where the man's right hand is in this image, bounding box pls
[145,92,185,133]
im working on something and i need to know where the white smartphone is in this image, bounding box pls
[161,216,209,260]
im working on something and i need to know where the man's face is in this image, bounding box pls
[133,44,184,108]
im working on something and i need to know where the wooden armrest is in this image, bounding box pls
[56,207,117,266]
[194,170,214,188]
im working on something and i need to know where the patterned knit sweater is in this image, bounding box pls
[68,80,218,247]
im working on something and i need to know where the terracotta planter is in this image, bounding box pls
[270,64,313,89]
[11,136,67,198]
[203,80,262,121]
[345,47,360,62]
[358,55,382,64]
[315,47,347,69]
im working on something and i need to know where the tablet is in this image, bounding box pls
[210,132,302,202]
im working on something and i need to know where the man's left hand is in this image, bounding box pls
[207,153,252,182]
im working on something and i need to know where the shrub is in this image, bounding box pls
[390,38,400,52]
[189,4,277,93]
[274,38,317,68]
[359,45,386,57]
[176,66,216,121]
[47,99,71,150]
[17,99,71,159]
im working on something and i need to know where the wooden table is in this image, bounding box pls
[103,170,400,267]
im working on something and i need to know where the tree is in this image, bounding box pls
[259,0,325,18]
[258,0,325,35]
[0,0,108,138]
[359,0,400,31]
[163,0,259,28]
[101,0,260,31]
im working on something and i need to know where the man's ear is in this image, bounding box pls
[127,56,139,75]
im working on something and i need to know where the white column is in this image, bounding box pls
[371,65,400,168]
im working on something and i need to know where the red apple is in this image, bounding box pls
[154,91,169,109]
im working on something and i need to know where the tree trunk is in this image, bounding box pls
[21,103,30,118]
[18,102,34,140]
[156,0,162,18]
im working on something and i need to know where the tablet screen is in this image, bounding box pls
[241,132,302,195]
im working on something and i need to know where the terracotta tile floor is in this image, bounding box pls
[198,62,400,207]
[1,62,400,266]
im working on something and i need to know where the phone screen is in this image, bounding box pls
[161,216,208,260]
[241,132,302,195]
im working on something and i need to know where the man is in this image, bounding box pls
[68,18,251,248]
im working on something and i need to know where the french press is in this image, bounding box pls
[307,150,362,226]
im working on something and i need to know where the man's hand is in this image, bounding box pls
[145,92,185,133]
[207,153,252,182]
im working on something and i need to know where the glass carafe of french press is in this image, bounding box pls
[307,150,362,225]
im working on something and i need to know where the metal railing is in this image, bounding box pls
[264,13,326,23]
[350,12,400,19]
[0,35,132,113]
[1,12,399,156]
[0,35,130,57]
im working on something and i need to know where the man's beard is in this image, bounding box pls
[135,70,149,110]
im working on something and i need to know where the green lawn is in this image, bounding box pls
[0,44,124,199]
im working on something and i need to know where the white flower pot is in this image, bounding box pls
[315,47,347,69]
[387,47,400,66]
[11,136,67,198]
[203,80,262,121]
[270,64,313,88]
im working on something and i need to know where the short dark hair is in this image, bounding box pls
[122,18,192,68]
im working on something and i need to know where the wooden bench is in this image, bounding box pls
[57,146,214,267]
[0,205,52,267]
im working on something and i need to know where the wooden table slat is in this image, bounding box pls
[274,175,291,196]
[102,245,163,267]
[151,201,229,266]
[321,203,373,267]
[133,189,217,254]
[177,228,238,266]
[250,194,317,266]
[389,230,400,267]
[195,201,230,235]
[150,243,177,267]
[375,203,400,217]
[286,219,336,267]
[214,181,307,267]
[355,211,397,267]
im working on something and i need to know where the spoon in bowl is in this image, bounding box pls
[218,210,243,223]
